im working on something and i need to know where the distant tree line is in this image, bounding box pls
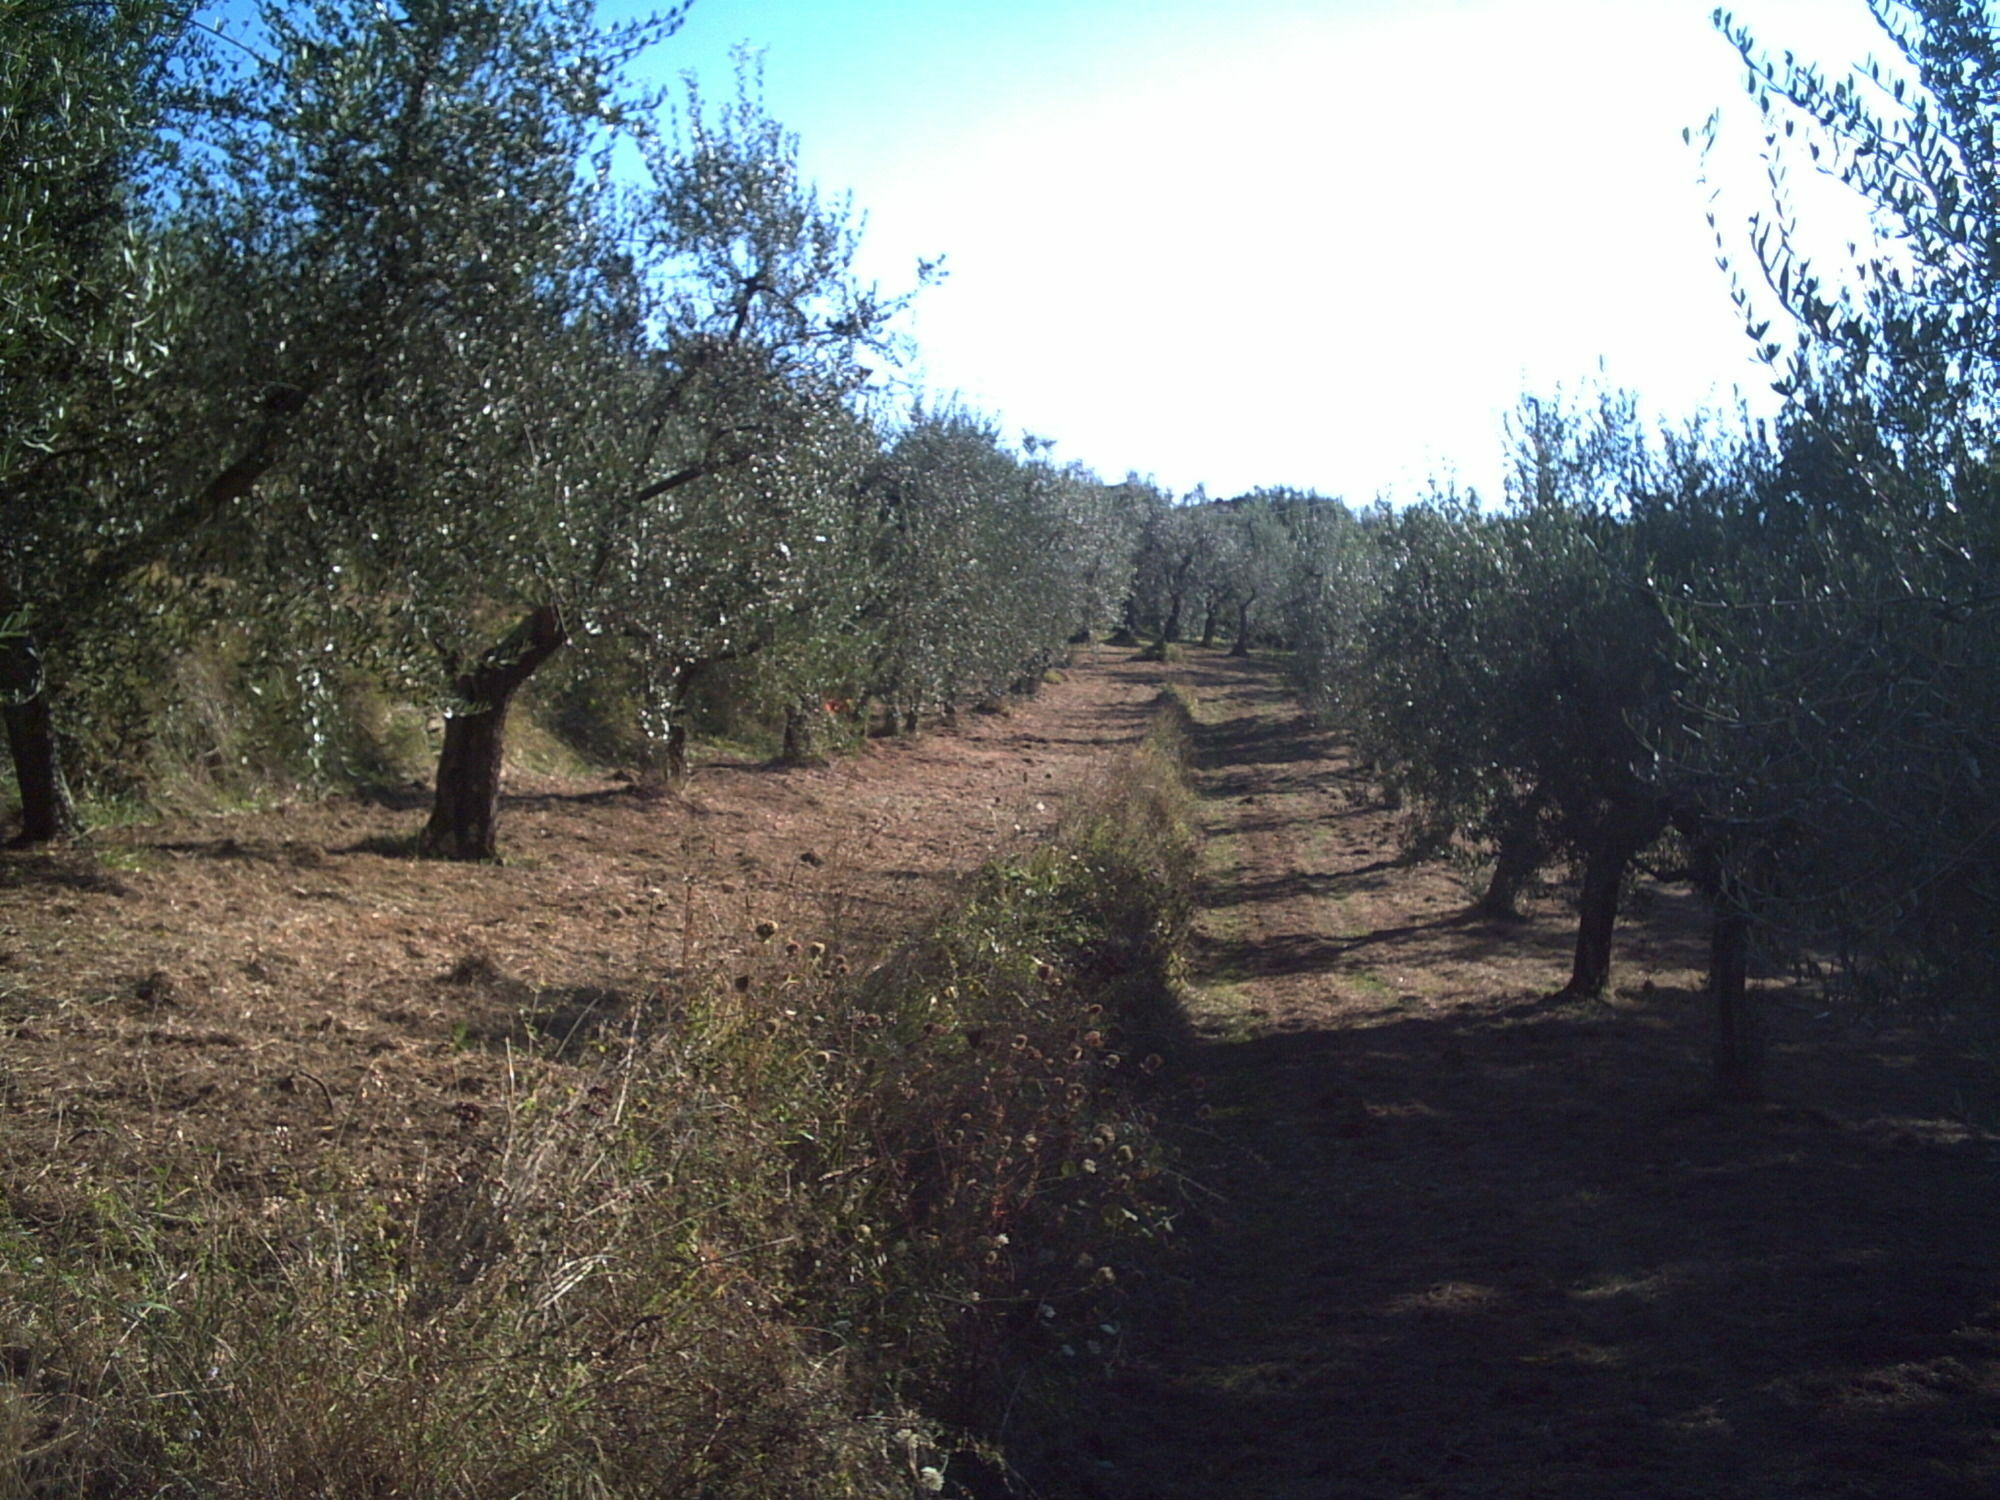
[0,0,1150,859]
[1121,484,1357,656]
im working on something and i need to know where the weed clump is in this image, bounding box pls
[794,712,1197,1465]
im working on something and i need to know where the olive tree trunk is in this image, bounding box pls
[638,656,731,786]
[3,691,84,845]
[1477,802,1545,921]
[779,704,813,764]
[1708,892,1762,1101]
[1564,795,1671,998]
[1684,827,1765,1101]
[0,625,83,846]
[1229,596,1256,657]
[419,606,566,861]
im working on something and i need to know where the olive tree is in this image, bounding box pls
[585,66,914,781]
[865,410,1121,729]
[1211,489,1332,656]
[868,406,1029,728]
[1279,495,1377,725]
[988,446,1124,687]
[120,0,728,859]
[1345,393,1695,994]
[1126,492,1212,645]
[1682,1,2000,1053]
[0,0,194,841]
[1065,469,1149,648]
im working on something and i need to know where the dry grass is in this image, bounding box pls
[0,664,1197,1498]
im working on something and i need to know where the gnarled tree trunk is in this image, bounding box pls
[1564,793,1671,998]
[0,389,308,847]
[1709,890,1761,1101]
[1230,597,1255,657]
[3,690,83,846]
[419,606,566,861]
[1684,826,1765,1101]
[662,720,689,783]
[1,623,83,846]
[779,702,825,766]
[1477,817,1542,922]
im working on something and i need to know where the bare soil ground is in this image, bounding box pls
[5,649,1997,1500]
[1069,652,2000,1500]
[0,659,1160,1205]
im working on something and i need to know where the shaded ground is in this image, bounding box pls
[0,659,1160,1200]
[1063,652,2000,1499]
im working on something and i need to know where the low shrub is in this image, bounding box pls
[795,711,1196,1466]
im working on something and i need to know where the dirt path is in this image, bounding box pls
[1067,652,2000,1500]
[0,657,1163,1196]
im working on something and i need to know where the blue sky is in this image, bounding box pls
[631,0,1892,502]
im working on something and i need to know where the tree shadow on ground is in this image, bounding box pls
[1042,993,2000,1499]
[353,781,433,812]
[1196,862,1402,910]
[0,849,133,896]
[1218,807,1383,838]
[504,783,657,807]
[1021,655,2000,1498]
[1166,662,1284,694]
[1201,767,1368,802]
[150,837,333,864]
[1192,909,1582,986]
[1194,716,1341,773]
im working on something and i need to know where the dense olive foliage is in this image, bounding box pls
[1685,1,2000,1027]
[1,0,195,839]
[1124,485,1351,655]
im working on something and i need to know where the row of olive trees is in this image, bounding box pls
[1275,1,2000,1100]
[1,0,187,842]
[1286,381,1937,1101]
[1124,485,1353,654]
[869,411,1137,731]
[1303,395,1767,993]
[1,0,1142,859]
[1675,0,2000,1064]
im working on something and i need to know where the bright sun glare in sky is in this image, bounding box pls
[628,0,1896,504]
